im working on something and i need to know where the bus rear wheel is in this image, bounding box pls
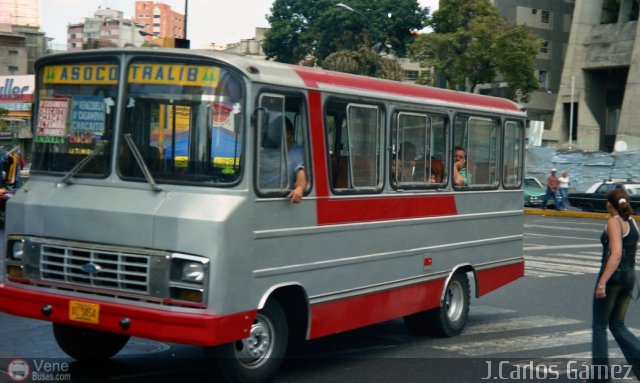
[404,272,470,337]
[52,323,130,360]
[208,300,288,383]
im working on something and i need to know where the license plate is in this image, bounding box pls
[69,300,100,324]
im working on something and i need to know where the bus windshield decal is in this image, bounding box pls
[43,64,118,85]
[128,64,220,87]
[37,98,70,137]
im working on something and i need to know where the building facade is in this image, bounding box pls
[0,0,40,27]
[67,8,146,51]
[551,0,640,152]
[134,1,185,42]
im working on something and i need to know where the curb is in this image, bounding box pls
[524,208,609,219]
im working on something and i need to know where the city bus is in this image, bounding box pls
[0,48,526,382]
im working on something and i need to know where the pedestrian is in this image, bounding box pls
[558,170,569,211]
[589,188,640,382]
[541,168,559,210]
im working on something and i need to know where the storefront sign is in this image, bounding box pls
[0,75,34,102]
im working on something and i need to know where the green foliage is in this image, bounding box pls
[410,0,542,102]
[322,47,404,79]
[264,0,428,74]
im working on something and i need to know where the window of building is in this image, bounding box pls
[403,70,419,81]
[541,10,550,23]
[532,9,538,15]
[540,40,549,54]
[538,70,549,88]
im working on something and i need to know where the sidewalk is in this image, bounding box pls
[524,208,610,220]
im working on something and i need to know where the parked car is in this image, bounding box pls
[567,179,640,212]
[524,177,546,207]
[524,177,563,208]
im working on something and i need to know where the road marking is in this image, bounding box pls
[524,243,601,251]
[525,224,602,233]
[527,256,601,268]
[526,260,600,274]
[431,329,593,356]
[465,315,582,335]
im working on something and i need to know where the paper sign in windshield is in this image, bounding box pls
[37,98,69,137]
[71,96,106,133]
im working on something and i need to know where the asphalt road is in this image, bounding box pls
[2,214,640,382]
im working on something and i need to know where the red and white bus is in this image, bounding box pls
[0,48,525,382]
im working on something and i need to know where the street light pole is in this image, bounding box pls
[336,3,380,77]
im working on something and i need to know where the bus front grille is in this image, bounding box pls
[40,244,150,294]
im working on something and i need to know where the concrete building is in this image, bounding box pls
[0,0,48,75]
[134,1,185,42]
[474,0,574,145]
[67,8,146,51]
[0,0,40,27]
[551,0,640,152]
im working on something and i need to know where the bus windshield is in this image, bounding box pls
[119,59,244,185]
[31,57,245,186]
[31,59,119,177]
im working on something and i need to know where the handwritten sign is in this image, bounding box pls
[71,96,105,133]
[37,98,69,137]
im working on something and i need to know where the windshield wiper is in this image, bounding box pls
[123,133,162,192]
[60,140,109,185]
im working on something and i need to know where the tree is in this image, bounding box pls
[263,0,428,74]
[409,0,542,102]
[322,47,404,79]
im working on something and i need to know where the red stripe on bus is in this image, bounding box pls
[475,260,525,297]
[0,284,256,347]
[307,90,330,196]
[316,195,458,225]
[293,67,522,112]
[309,278,445,339]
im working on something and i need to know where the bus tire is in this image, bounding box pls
[52,323,130,360]
[210,300,288,383]
[404,272,470,337]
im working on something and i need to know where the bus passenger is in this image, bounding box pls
[285,119,307,203]
[259,118,307,203]
[453,146,471,186]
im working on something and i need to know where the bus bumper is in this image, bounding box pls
[0,283,256,347]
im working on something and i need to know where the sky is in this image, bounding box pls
[40,0,439,49]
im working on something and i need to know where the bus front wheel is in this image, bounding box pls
[52,323,130,360]
[404,272,470,337]
[209,300,288,383]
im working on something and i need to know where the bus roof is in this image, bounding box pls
[37,48,526,117]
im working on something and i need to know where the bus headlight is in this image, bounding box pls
[10,240,25,261]
[181,262,205,283]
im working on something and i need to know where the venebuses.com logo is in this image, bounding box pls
[6,359,71,382]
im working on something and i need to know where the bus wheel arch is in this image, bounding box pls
[404,267,471,338]
[206,284,309,382]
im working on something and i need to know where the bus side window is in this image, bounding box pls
[325,100,381,192]
[256,93,310,197]
[453,115,500,189]
[391,112,447,188]
[503,120,524,188]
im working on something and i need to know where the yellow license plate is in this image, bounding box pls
[69,300,100,324]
